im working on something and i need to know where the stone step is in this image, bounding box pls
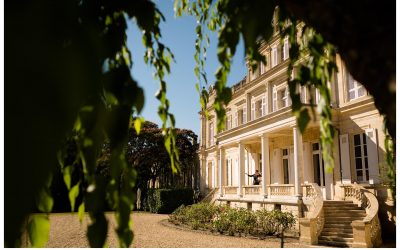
[323,204,360,208]
[320,231,353,238]
[324,209,365,213]
[318,236,354,243]
[318,239,352,247]
[324,212,366,217]
[321,227,353,233]
[323,223,353,229]
[324,200,353,203]
[325,217,364,222]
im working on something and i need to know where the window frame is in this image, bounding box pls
[348,73,366,101]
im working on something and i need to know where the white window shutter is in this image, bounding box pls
[366,128,379,184]
[260,61,265,74]
[272,46,277,67]
[261,96,266,116]
[300,86,306,103]
[273,86,277,111]
[243,107,247,123]
[251,100,255,120]
[234,111,238,127]
[283,38,289,60]
[340,134,351,183]
[286,87,292,106]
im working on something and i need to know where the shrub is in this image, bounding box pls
[212,206,235,235]
[146,188,194,214]
[255,209,277,236]
[169,202,219,230]
[169,204,296,240]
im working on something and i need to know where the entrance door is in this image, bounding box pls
[312,142,325,187]
[282,148,290,184]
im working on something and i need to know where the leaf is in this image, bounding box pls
[134,118,142,135]
[87,214,108,248]
[297,109,310,133]
[69,183,80,211]
[28,215,50,248]
[78,203,85,222]
[36,189,53,213]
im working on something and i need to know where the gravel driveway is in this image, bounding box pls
[45,212,317,248]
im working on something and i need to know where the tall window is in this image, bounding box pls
[354,133,369,182]
[255,100,262,118]
[272,46,278,67]
[282,149,289,184]
[237,108,247,126]
[278,88,288,108]
[260,61,265,75]
[348,73,366,101]
[227,115,232,130]
[312,143,325,186]
[242,107,247,124]
[209,122,214,146]
[311,87,321,104]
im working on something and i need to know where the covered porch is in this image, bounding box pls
[213,122,335,203]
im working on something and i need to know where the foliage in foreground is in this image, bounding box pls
[169,203,296,239]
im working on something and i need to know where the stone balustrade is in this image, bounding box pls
[267,184,295,197]
[299,183,324,245]
[243,185,261,195]
[340,183,382,247]
[222,186,238,195]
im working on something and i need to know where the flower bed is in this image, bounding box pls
[169,203,296,238]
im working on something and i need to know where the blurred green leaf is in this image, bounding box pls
[69,183,80,212]
[28,215,50,248]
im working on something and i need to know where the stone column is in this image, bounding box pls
[261,135,270,197]
[293,126,304,198]
[219,147,225,196]
[238,142,245,197]
[214,150,219,188]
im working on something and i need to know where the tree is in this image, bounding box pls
[5,0,395,247]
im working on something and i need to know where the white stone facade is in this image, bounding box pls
[198,37,389,211]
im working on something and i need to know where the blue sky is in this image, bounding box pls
[126,0,247,137]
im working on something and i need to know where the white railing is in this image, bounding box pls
[222,186,238,195]
[243,185,261,195]
[267,184,295,196]
[299,183,324,245]
[340,183,382,247]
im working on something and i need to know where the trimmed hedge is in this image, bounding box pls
[146,188,194,214]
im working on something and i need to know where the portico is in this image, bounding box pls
[211,115,331,205]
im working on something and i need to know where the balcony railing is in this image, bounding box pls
[243,185,261,195]
[267,184,295,196]
[223,186,238,195]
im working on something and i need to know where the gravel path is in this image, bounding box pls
[46,212,317,248]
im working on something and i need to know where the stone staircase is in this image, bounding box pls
[318,200,366,247]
